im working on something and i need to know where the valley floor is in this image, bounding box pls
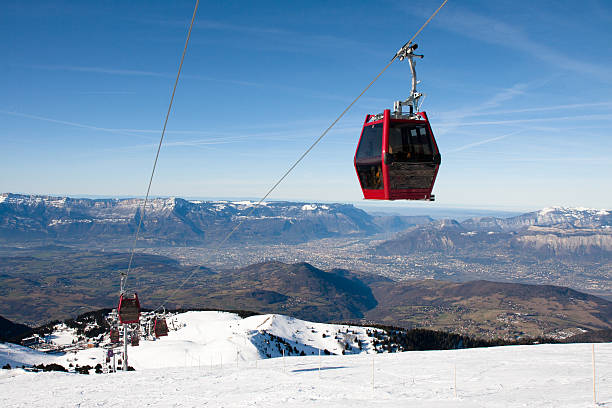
[1,342,610,407]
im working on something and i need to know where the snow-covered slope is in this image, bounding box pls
[0,342,57,368]
[128,312,377,370]
[1,342,610,407]
[1,312,379,371]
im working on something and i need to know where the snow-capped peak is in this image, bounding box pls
[538,206,609,217]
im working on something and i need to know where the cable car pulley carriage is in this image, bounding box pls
[354,43,441,201]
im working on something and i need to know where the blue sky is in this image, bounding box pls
[2,0,611,211]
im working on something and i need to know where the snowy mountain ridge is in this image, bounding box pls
[461,205,612,232]
[0,193,378,245]
[534,206,611,226]
[0,193,338,217]
[539,206,610,216]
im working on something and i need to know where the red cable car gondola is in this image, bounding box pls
[118,293,141,324]
[154,316,169,338]
[355,109,440,200]
[354,43,440,201]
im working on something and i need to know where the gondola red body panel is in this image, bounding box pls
[118,293,141,324]
[354,109,440,200]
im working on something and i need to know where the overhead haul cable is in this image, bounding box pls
[121,0,200,294]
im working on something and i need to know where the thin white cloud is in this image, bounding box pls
[131,16,376,55]
[73,91,136,95]
[0,109,340,141]
[126,16,289,36]
[433,82,531,137]
[0,110,152,140]
[196,19,289,36]
[25,64,166,77]
[494,156,611,163]
[438,83,528,123]
[19,64,267,87]
[429,7,612,81]
[465,102,612,117]
[445,130,521,154]
[95,136,252,154]
[18,64,357,101]
[439,113,612,127]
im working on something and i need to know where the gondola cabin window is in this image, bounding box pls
[355,123,383,190]
[388,123,435,162]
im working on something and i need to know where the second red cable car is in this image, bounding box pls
[154,316,169,338]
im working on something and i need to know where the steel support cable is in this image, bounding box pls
[121,0,200,294]
[152,0,448,311]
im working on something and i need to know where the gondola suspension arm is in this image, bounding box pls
[394,43,424,116]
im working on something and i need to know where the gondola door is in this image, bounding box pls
[354,112,386,199]
[385,111,440,200]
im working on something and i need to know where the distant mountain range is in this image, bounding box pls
[376,207,612,258]
[3,194,611,259]
[0,193,430,246]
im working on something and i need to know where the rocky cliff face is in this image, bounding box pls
[0,193,379,245]
[512,226,612,257]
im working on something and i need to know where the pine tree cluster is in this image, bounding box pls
[363,324,559,353]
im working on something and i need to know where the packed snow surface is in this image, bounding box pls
[1,342,610,407]
[0,343,56,368]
